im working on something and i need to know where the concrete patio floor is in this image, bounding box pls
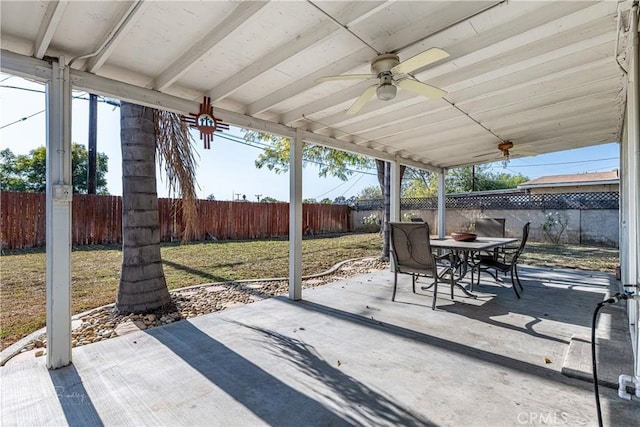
[2,265,639,426]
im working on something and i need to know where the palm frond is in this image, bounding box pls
[154,110,200,243]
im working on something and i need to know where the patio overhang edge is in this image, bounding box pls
[0,49,442,174]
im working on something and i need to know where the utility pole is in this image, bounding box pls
[255,194,262,202]
[471,165,476,192]
[87,94,98,194]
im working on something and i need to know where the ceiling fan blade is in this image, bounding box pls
[391,47,449,75]
[396,79,446,99]
[473,151,497,159]
[315,74,375,84]
[512,148,538,156]
[347,85,378,115]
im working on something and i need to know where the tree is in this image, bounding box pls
[243,130,410,260]
[244,130,397,256]
[117,103,198,314]
[333,196,348,204]
[400,165,529,196]
[320,198,332,204]
[206,194,216,201]
[356,185,383,200]
[303,198,318,204]
[261,196,280,203]
[447,165,528,193]
[375,160,408,259]
[403,169,437,198]
[243,130,373,179]
[0,144,109,193]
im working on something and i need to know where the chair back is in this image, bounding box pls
[510,222,531,264]
[475,218,505,237]
[389,222,435,274]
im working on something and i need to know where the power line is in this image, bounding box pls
[215,132,376,199]
[0,99,119,131]
[0,85,45,94]
[15,80,615,177]
[0,99,374,179]
[339,173,365,197]
[506,157,618,168]
[215,132,378,177]
[312,176,354,199]
[0,110,45,130]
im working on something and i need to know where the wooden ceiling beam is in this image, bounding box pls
[33,0,69,59]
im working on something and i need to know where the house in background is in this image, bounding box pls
[517,170,620,194]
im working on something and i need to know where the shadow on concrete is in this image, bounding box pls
[161,259,233,283]
[49,363,104,427]
[285,297,592,391]
[145,320,348,426]
[233,321,434,427]
[438,270,608,331]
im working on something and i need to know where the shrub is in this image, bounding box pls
[541,211,568,244]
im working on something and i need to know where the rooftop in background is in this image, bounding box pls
[518,170,619,193]
[520,171,619,187]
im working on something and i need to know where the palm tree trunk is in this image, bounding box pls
[382,161,391,259]
[116,102,171,313]
[376,160,391,260]
[377,160,407,260]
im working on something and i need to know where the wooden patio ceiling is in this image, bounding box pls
[0,1,635,170]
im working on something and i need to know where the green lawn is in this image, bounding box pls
[1,233,382,350]
[0,233,619,350]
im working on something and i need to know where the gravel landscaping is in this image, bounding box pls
[3,257,387,363]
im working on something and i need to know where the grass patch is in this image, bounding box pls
[1,233,381,350]
[520,242,619,273]
[0,233,619,350]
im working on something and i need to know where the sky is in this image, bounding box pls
[1,73,620,201]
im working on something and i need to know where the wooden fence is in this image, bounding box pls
[0,192,351,249]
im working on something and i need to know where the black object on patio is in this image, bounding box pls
[473,222,531,298]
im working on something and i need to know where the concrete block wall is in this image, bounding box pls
[352,208,619,247]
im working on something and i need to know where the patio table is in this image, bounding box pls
[427,236,517,297]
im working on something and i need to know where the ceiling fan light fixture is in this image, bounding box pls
[498,141,514,157]
[376,84,397,101]
[316,48,449,114]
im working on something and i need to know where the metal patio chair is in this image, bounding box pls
[473,222,530,298]
[469,218,506,285]
[389,222,453,310]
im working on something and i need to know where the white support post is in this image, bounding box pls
[390,159,401,222]
[626,4,640,377]
[45,58,72,369]
[437,169,447,238]
[289,128,303,300]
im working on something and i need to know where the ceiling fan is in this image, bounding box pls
[315,48,450,115]
[474,141,537,160]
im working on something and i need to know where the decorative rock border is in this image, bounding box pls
[1,257,387,366]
